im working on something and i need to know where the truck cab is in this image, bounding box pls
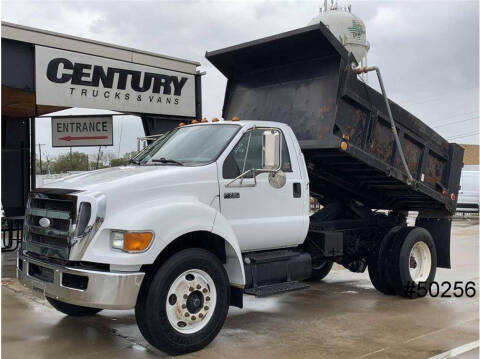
[18,120,313,353]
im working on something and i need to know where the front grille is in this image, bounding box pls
[30,197,75,212]
[24,192,77,260]
[28,215,70,231]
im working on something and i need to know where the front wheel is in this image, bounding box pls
[309,261,333,281]
[46,297,103,316]
[135,248,230,355]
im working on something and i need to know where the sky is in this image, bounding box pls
[2,0,479,161]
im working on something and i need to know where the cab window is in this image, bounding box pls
[223,129,292,179]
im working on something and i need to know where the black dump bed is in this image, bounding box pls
[206,24,464,214]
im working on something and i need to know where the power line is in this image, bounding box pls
[401,86,478,106]
[447,132,478,140]
[446,131,480,141]
[438,110,478,120]
[433,116,479,129]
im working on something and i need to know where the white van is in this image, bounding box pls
[457,165,479,212]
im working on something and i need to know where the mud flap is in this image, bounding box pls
[415,211,452,269]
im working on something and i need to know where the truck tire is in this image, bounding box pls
[135,248,230,355]
[46,297,103,316]
[367,226,401,295]
[386,227,437,299]
[309,261,333,281]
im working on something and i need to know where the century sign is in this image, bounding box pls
[35,46,196,117]
[52,116,113,147]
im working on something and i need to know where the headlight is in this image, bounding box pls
[110,230,154,253]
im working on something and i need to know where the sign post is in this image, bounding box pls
[51,115,113,148]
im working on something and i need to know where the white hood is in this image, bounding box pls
[42,165,179,191]
[40,164,219,204]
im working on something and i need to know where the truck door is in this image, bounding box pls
[218,127,307,251]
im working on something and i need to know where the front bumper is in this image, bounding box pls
[17,253,145,310]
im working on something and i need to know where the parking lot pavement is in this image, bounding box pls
[2,219,478,359]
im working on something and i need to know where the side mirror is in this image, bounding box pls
[262,130,281,171]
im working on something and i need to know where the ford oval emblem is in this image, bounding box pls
[39,217,51,228]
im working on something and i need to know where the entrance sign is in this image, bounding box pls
[35,46,196,117]
[52,115,113,147]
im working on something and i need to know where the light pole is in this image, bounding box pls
[37,143,46,175]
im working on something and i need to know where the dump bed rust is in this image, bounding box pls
[206,24,463,214]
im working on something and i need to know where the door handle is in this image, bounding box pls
[293,183,301,198]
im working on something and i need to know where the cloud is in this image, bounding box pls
[2,0,478,151]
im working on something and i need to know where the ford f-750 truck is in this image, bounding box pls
[18,24,463,355]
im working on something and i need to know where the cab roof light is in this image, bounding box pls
[232,116,240,121]
[201,118,208,123]
[212,118,219,122]
[178,122,185,127]
[191,119,199,124]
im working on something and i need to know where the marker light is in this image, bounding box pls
[111,231,154,252]
[232,116,240,121]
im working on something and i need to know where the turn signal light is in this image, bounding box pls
[111,231,154,252]
[124,232,153,252]
[232,116,240,121]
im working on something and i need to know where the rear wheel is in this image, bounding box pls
[46,297,102,316]
[135,248,230,355]
[385,227,437,299]
[368,226,401,295]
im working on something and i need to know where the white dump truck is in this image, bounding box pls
[18,24,463,355]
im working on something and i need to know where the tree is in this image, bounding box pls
[110,151,138,167]
[51,152,89,173]
[89,161,107,170]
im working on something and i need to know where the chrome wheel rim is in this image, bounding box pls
[408,241,431,283]
[166,269,217,334]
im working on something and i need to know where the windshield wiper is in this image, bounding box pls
[129,158,141,165]
[152,157,184,166]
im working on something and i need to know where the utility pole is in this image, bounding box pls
[45,154,50,174]
[96,146,102,170]
[70,147,73,171]
[37,143,46,175]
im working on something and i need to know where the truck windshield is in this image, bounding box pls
[132,124,240,166]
